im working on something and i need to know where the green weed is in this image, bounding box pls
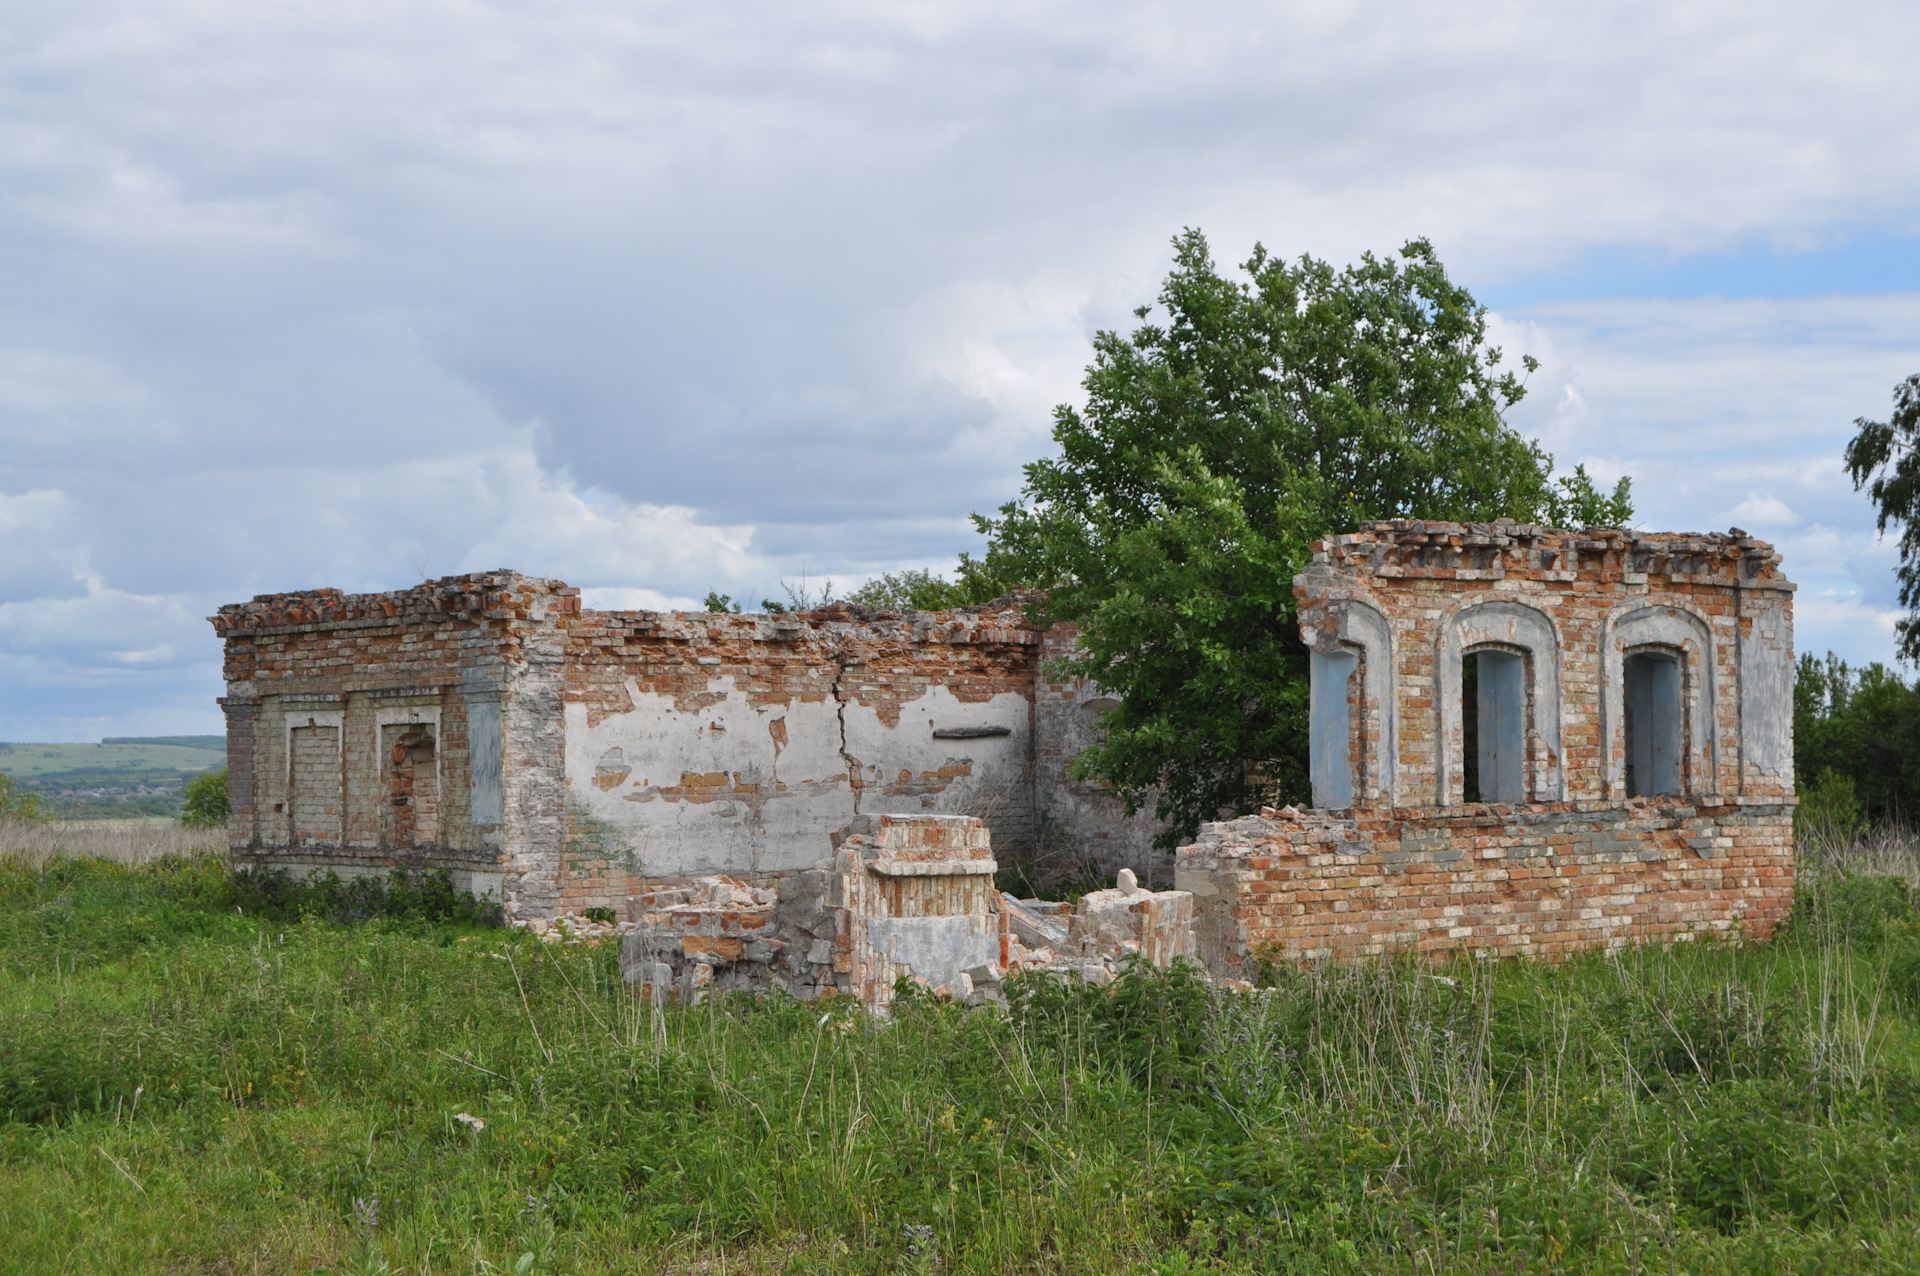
[1,851,1919,1272]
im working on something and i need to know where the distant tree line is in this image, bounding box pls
[1795,652,1920,830]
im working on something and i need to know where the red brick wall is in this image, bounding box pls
[1178,799,1794,968]
[211,573,576,893]
[1295,521,1796,808]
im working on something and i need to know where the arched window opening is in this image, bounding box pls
[1461,647,1525,803]
[1624,649,1682,797]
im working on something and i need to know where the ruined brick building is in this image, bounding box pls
[1174,521,1798,969]
[212,519,1797,972]
[211,582,1150,918]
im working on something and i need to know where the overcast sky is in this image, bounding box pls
[3,0,1918,740]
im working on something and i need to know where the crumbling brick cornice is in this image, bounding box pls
[209,571,582,637]
[1305,521,1790,589]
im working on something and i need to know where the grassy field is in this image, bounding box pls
[3,833,1920,1274]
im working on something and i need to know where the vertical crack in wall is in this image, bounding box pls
[831,651,862,813]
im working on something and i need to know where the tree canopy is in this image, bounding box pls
[180,768,229,830]
[1794,651,1920,829]
[1844,373,1920,661]
[973,230,1632,848]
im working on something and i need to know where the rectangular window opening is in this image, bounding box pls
[1624,650,1682,797]
[1464,649,1525,803]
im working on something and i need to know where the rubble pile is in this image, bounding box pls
[618,816,1200,1011]
[1002,868,1195,985]
[511,912,629,947]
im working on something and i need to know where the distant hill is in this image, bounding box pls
[0,738,225,819]
[102,735,224,751]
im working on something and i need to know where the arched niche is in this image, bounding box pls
[1600,600,1718,798]
[1435,599,1564,804]
[1306,598,1397,809]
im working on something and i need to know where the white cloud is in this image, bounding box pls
[3,0,1920,733]
[1494,291,1920,668]
[1725,493,1800,530]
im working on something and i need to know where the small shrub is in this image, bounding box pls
[1797,769,1867,843]
[179,767,230,829]
[0,773,46,824]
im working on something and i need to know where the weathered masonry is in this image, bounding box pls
[1174,522,1798,971]
[215,520,1798,972]
[211,577,1153,917]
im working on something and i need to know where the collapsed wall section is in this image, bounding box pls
[620,813,1006,1010]
[1031,623,1166,884]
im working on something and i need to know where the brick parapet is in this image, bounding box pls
[1175,798,1795,971]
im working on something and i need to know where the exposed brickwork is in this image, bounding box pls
[1179,799,1793,969]
[620,814,1004,1011]
[1292,521,1795,807]
[288,725,339,845]
[214,572,581,911]
[214,575,1153,919]
[1031,623,1165,881]
[1176,520,1798,969]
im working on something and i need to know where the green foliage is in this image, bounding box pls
[0,773,46,824]
[1794,873,1914,950]
[1543,462,1636,527]
[700,591,742,614]
[6,857,1920,1271]
[978,231,1632,846]
[1844,372,1920,660]
[1794,650,1920,823]
[178,768,229,829]
[1797,770,1869,843]
[228,865,501,927]
[845,566,1009,612]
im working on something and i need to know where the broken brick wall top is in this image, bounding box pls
[1294,521,1796,811]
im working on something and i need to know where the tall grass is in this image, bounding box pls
[2,847,1920,1273]
[0,816,226,864]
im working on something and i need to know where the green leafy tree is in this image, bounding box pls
[701,591,743,614]
[1794,651,1920,823]
[845,567,1010,611]
[1843,373,1920,660]
[180,767,230,829]
[977,231,1632,848]
[0,773,46,823]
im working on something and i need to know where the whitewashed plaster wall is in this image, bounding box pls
[564,676,1033,876]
